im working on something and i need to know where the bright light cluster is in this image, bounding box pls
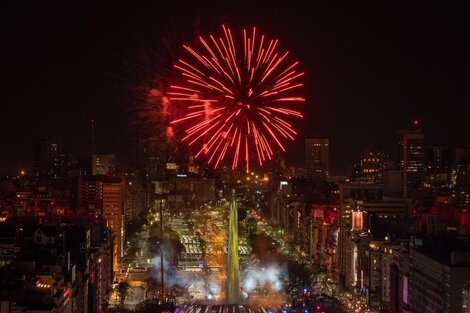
[243,264,285,293]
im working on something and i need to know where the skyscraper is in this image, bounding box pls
[78,175,125,271]
[399,124,424,196]
[424,146,451,187]
[102,177,125,271]
[426,146,451,173]
[92,154,117,175]
[33,138,61,178]
[78,176,104,218]
[305,137,329,181]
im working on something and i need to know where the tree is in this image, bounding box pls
[122,240,139,265]
[148,222,161,238]
[249,233,277,256]
[117,282,130,307]
[125,215,146,238]
[245,217,258,235]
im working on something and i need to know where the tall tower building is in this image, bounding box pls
[144,141,168,180]
[424,146,451,187]
[102,177,125,271]
[33,138,62,178]
[78,175,125,271]
[92,154,117,175]
[305,137,329,181]
[78,176,104,218]
[425,146,451,173]
[399,121,424,196]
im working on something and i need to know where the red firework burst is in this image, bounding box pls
[170,25,305,172]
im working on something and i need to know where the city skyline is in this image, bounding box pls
[1,2,469,175]
[2,3,470,311]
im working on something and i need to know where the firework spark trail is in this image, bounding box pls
[170,25,305,172]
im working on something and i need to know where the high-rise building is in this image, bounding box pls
[92,154,117,175]
[144,141,168,180]
[455,146,470,166]
[399,125,424,196]
[33,138,62,178]
[102,177,125,271]
[424,146,451,187]
[78,176,104,218]
[78,175,125,271]
[361,150,390,175]
[166,174,216,210]
[89,224,113,313]
[305,137,329,181]
[125,179,147,222]
[456,164,470,187]
[409,240,470,313]
[426,146,451,173]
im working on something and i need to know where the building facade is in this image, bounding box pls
[305,137,329,181]
[399,129,425,196]
[92,154,117,175]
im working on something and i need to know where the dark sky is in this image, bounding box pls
[1,1,469,175]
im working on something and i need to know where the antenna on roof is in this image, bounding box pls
[91,119,95,156]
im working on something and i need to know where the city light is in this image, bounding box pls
[0,4,464,313]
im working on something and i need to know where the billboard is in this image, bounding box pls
[352,211,364,229]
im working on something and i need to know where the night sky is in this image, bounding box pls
[1,1,468,175]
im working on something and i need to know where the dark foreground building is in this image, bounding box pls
[0,221,113,313]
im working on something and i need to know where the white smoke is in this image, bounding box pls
[242,264,287,293]
[149,240,182,288]
[149,240,222,300]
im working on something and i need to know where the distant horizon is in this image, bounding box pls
[2,124,469,177]
[1,2,469,176]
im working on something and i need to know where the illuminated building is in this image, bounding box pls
[454,164,470,212]
[341,233,359,289]
[166,174,216,210]
[338,179,408,290]
[188,155,199,174]
[145,141,169,180]
[0,222,111,313]
[352,211,364,229]
[33,138,62,178]
[456,164,470,187]
[102,177,125,271]
[89,224,113,313]
[361,150,390,175]
[463,282,470,313]
[125,178,147,222]
[399,126,424,196]
[426,146,451,173]
[305,137,329,181]
[92,154,117,175]
[309,207,336,273]
[78,175,125,271]
[78,176,104,218]
[389,246,411,313]
[424,146,451,187]
[338,197,353,287]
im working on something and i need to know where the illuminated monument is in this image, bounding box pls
[227,189,240,303]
